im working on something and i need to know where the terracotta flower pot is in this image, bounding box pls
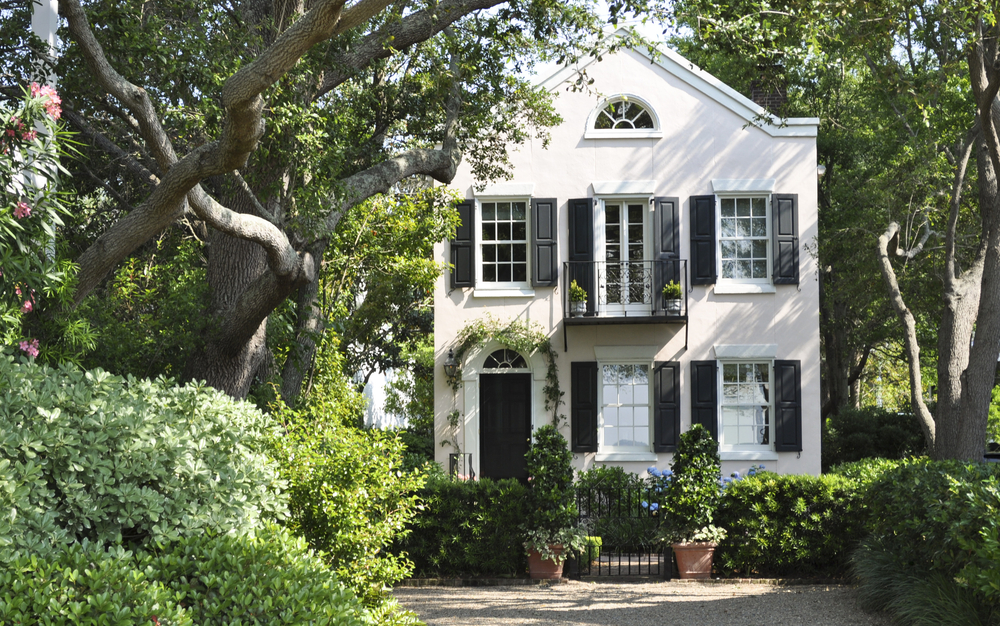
[527,544,564,580]
[671,542,717,579]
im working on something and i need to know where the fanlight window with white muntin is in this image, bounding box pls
[585,95,663,139]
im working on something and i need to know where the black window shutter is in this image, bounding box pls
[531,198,558,287]
[773,360,803,451]
[691,360,718,441]
[653,197,680,302]
[772,194,799,285]
[690,195,716,285]
[571,361,599,452]
[653,361,681,452]
[568,198,596,315]
[450,201,474,289]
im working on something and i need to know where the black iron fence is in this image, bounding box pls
[563,259,688,319]
[566,485,672,579]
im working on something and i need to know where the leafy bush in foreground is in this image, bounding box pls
[854,459,1000,625]
[822,406,926,471]
[0,355,286,557]
[0,525,365,626]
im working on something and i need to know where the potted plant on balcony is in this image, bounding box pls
[523,425,586,579]
[662,280,683,314]
[569,279,588,317]
[655,424,726,579]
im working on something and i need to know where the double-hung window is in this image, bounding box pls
[719,361,772,450]
[599,363,651,452]
[718,196,769,284]
[479,200,529,287]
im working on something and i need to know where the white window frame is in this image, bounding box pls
[718,359,775,455]
[584,94,664,140]
[595,196,653,315]
[596,360,654,456]
[474,197,532,294]
[715,194,772,289]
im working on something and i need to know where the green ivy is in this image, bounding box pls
[451,315,563,425]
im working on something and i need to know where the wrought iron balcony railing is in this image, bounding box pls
[562,259,688,321]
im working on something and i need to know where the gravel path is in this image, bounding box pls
[394,581,893,626]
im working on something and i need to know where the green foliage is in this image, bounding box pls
[576,465,657,551]
[453,316,563,424]
[397,474,530,577]
[0,526,366,626]
[568,279,587,302]
[0,355,286,558]
[822,405,927,471]
[988,385,1000,445]
[385,339,435,470]
[271,374,426,606]
[854,459,1000,623]
[661,280,682,299]
[659,424,722,543]
[715,471,869,576]
[524,425,577,536]
[78,234,210,379]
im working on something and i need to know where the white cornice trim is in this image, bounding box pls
[712,179,776,193]
[592,180,657,196]
[713,344,778,359]
[475,182,535,197]
[594,345,658,361]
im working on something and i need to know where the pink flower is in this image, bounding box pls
[18,339,39,358]
[21,300,32,313]
[22,130,36,141]
[14,202,31,219]
[30,83,61,120]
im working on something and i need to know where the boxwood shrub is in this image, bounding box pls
[0,525,365,626]
[396,474,530,577]
[0,355,286,558]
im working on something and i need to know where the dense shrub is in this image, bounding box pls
[0,525,365,626]
[715,472,866,576]
[658,424,723,543]
[854,459,1000,625]
[575,465,657,552]
[397,474,530,577]
[822,406,926,470]
[271,413,425,606]
[0,356,286,557]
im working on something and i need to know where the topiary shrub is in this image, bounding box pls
[822,406,926,471]
[659,424,724,543]
[523,425,585,562]
[396,473,531,577]
[0,355,286,558]
[0,525,366,626]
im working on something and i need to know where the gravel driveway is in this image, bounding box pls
[394,581,893,626]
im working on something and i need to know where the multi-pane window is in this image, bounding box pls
[604,202,647,306]
[601,364,650,449]
[719,197,768,281]
[720,362,771,448]
[481,201,527,284]
[594,100,655,130]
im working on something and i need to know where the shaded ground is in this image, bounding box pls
[394,580,893,626]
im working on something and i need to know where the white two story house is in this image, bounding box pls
[434,35,821,480]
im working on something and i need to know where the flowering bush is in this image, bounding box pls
[1,83,91,362]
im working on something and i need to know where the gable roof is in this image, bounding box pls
[537,28,819,138]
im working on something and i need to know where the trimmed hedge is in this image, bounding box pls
[0,355,286,557]
[0,525,365,626]
[822,406,926,471]
[397,474,530,577]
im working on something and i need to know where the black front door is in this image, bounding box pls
[480,373,531,481]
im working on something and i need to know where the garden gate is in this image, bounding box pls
[565,486,672,579]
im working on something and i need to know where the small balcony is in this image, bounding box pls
[562,259,688,337]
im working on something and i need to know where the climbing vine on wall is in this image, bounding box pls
[451,315,564,426]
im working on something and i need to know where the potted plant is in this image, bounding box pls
[523,425,586,579]
[568,280,588,317]
[662,280,683,314]
[653,424,726,579]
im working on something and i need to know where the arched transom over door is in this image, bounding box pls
[479,349,531,481]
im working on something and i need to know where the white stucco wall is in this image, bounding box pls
[434,44,821,478]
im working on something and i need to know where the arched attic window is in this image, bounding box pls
[483,349,528,369]
[585,95,663,139]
